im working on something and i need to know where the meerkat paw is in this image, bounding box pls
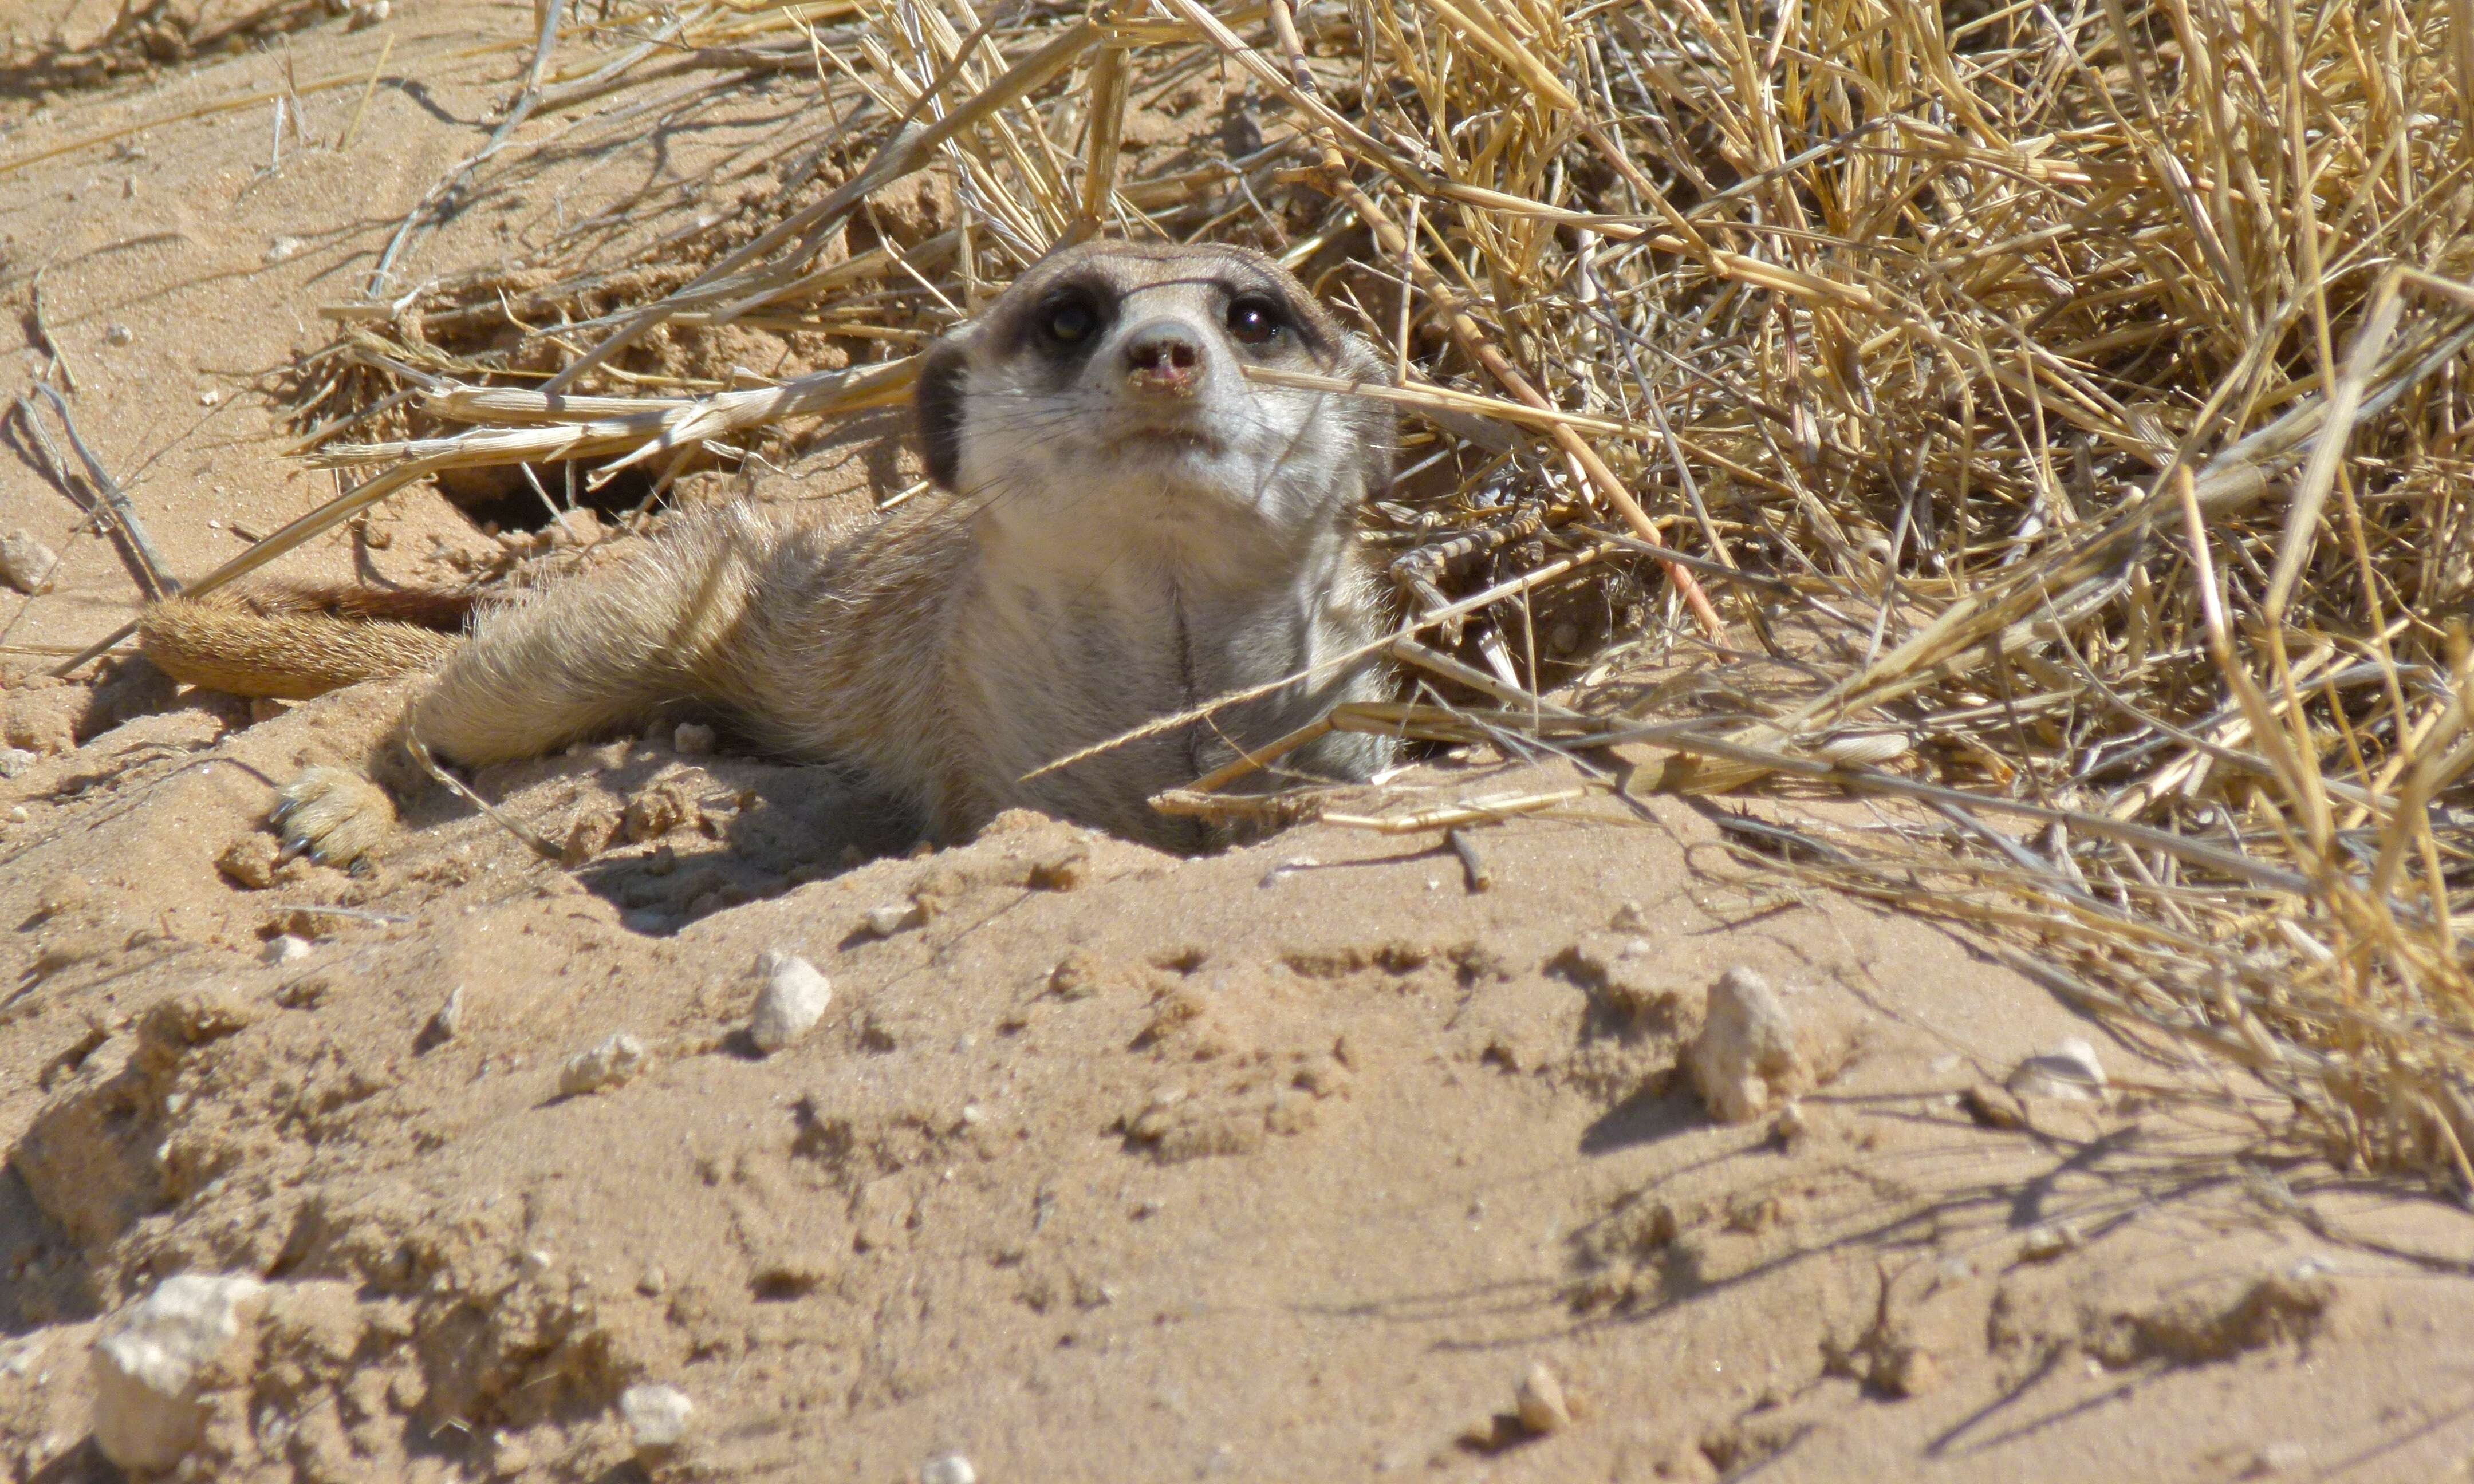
[271,765,399,869]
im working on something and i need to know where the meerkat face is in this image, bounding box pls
[916,242,1394,548]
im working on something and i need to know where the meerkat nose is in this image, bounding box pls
[1121,320,1204,397]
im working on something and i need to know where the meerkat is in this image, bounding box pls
[139,240,1400,862]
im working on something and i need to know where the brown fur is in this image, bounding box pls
[144,241,1399,860]
[140,585,472,701]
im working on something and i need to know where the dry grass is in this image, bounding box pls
[39,0,2474,1184]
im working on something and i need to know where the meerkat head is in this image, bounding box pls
[915,241,1395,552]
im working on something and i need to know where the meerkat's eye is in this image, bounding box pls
[1042,294,1099,345]
[1226,294,1286,346]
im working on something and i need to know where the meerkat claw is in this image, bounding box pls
[271,766,399,870]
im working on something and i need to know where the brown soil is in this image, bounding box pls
[5,6,2474,1482]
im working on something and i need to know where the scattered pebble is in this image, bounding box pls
[559,1033,647,1096]
[104,323,133,346]
[620,1383,693,1451]
[6,805,27,823]
[1514,1361,1573,1435]
[0,530,60,594]
[196,389,219,406]
[1771,1096,1809,1147]
[862,902,924,938]
[432,985,467,1042]
[90,1274,267,1473]
[263,235,303,264]
[2245,1440,2308,1477]
[261,934,312,966]
[0,746,36,779]
[2018,1222,2078,1262]
[748,950,830,1054]
[672,722,716,755]
[1257,855,1319,887]
[1687,968,1810,1124]
[920,1453,977,1484]
[2006,1037,2106,1102]
[1610,899,1650,933]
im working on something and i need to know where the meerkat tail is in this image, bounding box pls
[140,586,474,700]
[408,504,777,767]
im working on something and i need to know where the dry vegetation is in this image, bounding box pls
[31,0,2474,1185]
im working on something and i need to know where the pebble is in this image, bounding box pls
[0,529,60,594]
[7,805,26,823]
[862,902,924,938]
[90,1273,267,1473]
[1686,967,1809,1123]
[432,985,467,1041]
[672,722,716,755]
[263,235,302,264]
[105,323,133,346]
[620,1383,693,1451]
[2247,1440,2308,1476]
[1514,1361,1573,1435]
[262,934,312,966]
[920,1453,977,1484]
[0,747,36,779]
[2007,1037,2106,1101]
[559,1033,647,1096]
[748,950,830,1053]
[2018,1222,2078,1262]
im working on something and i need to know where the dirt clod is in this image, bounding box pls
[90,1273,267,1473]
[620,1383,694,1452]
[1515,1361,1574,1434]
[1686,968,1808,1123]
[560,1033,648,1096]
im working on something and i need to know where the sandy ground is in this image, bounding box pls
[5,5,2474,1481]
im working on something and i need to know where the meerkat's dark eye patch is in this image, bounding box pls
[1224,293,1287,346]
[1039,290,1104,347]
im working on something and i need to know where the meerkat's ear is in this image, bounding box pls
[915,335,972,490]
[1338,331,1398,502]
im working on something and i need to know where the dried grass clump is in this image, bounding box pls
[54,0,2474,1183]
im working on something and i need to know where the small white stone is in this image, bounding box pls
[862,902,924,938]
[105,323,133,346]
[1514,1361,1573,1434]
[0,747,37,779]
[263,236,302,264]
[620,1383,693,1451]
[920,1453,977,1484]
[0,530,60,594]
[433,985,467,1041]
[672,722,716,755]
[262,934,312,966]
[197,389,220,406]
[1257,855,1319,887]
[90,1273,268,1473]
[2248,1440,2308,1475]
[7,805,27,822]
[1687,968,1809,1123]
[748,951,830,1053]
[2018,1222,2077,1262]
[559,1033,647,1096]
[2007,1037,2106,1101]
